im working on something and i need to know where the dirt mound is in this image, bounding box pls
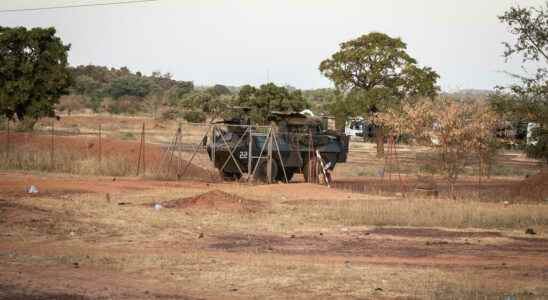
[511,168,548,202]
[161,190,263,213]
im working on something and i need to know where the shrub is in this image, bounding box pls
[182,111,206,123]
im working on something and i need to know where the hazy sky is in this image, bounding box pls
[1,0,545,91]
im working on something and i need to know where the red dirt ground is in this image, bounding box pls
[332,174,547,202]
[511,167,548,201]
[0,172,209,197]
[159,190,264,213]
[0,172,547,298]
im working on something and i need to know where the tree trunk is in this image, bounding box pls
[376,126,384,157]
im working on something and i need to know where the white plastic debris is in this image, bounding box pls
[28,185,38,194]
[154,203,162,210]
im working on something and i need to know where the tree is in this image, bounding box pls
[319,32,439,156]
[57,95,86,115]
[497,2,548,161]
[235,83,309,124]
[108,75,158,100]
[208,84,232,96]
[0,26,72,127]
[180,90,230,122]
[379,97,499,195]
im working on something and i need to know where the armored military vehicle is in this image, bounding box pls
[206,111,349,183]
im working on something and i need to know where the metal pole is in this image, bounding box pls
[136,124,144,176]
[272,131,288,183]
[98,124,102,167]
[248,125,253,181]
[51,120,55,170]
[6,119,10,160]
[139,122,146,174]
[267,128,272,183]
[212,126,216,172]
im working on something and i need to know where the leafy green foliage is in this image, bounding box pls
[0,26,72,123]
[68,65,194,113]
[108,75,159,99]
[179,90,231,122]
[182,111,206,123]
[319,32,439,115]
[235,83,309,124]
[497,2,548,161]
[319,32,439,155]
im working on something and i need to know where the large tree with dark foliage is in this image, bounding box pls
[236,83,309,124]
[319,32,439,155]
[0,27,72,127]
[494,2,548,161]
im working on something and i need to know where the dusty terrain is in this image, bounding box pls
[1,170,547,299]
[1,115,547,299]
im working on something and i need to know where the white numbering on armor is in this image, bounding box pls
[239,151,248,159]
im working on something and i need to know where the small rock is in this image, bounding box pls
[69,231,75,237]
[503,201,510,207]
[290,234,296,239]
[229,288,238,292]
[319,232,323,236]
[118,202,131,206]
[525,228,536,235]
[73,262,79,268]
[198,233,204,239]
[375,287,383,292]
[112,177,116,182]
[340,227,349,232]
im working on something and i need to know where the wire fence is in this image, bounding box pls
[0,117,543,200]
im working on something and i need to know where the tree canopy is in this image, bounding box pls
[319,32,439,155]
[319,32,439,102]
[0,26,72,122]
[235,83,309,124]
[495,2,548,161]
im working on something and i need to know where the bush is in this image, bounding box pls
[182,111,206,123]
[106,97,143,115]
[161,108,180,121]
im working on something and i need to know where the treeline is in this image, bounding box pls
[60,64,313,124]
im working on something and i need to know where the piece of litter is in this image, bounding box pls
[154,203,162,210]
[28,185,38,194]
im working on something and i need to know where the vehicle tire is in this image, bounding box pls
[219,169,242,181]
[253,159,279,183]
[276,169,294,182]
[303,157,321,183]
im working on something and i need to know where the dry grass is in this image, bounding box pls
[0,146,135,177]
[3,183,547,299]
[295,197,548,230]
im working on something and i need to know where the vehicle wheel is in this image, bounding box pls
[276,169,294,182]
[303,157,321,183]
[253,159,279,183]
[219,169,242,181]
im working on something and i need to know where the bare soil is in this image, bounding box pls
[159,190,265,213]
